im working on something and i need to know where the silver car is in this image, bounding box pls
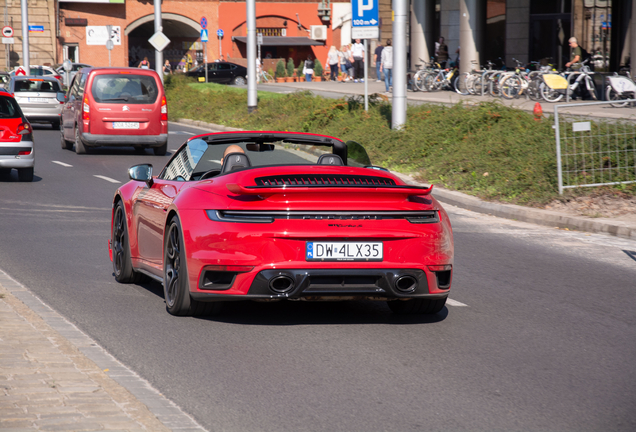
[10,76,65,129]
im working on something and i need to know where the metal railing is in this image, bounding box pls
[554,100,636,194]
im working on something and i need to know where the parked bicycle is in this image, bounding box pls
[606,71,636,107]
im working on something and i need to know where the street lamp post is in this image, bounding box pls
[20,0,29,71]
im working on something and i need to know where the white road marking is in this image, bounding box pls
[94,175,121,184]
[170,149,179,152]
[168,131,194,135]
[447,299,468,307]
[52,160,72,167]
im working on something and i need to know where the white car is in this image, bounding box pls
[10,66,62,83]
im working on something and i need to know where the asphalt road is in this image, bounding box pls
[1,122,635,432]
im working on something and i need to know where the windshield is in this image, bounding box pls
[91,74,159,104]
[160,136,371,182]
[0,95,23,118]
[14,79,61,93]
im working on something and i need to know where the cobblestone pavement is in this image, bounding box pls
[0,270,204,432]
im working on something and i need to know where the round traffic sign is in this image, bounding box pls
[217,29,224,38]
[2,26,13,38]
[200,17,207,29]
[63,59,72,72]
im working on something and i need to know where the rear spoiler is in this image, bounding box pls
[226,183,433,196]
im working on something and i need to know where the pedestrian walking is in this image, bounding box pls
[138,57,150,69]
[351,39,365,82]
[380,39,393,93]
[303,56,315,82]
[163,59,172,75]
[374,42,384,82]
[326,46,340,81]
[435,37,448,68]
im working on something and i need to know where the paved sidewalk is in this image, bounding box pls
[256,80,636,120]
[0,270,205,432]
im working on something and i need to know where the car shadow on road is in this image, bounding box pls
[135,279,448,325]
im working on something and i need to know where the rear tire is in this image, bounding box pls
[387,298,447,315]
[74,127,88,154]
[154,142,167,156]
[112,201,144,284]
[164,215,223,317]
[61,130,73,150]
[18,167,34,182]
[454,73,470,95]
[234,76,246,86]
[500,76,521,99]
[413,71,426,92]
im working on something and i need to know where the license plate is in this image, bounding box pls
[29,97,49,102]
[306,242,383,261]
[198,77,205,82]
[113,122,139,129]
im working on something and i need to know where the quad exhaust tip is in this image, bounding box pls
[395,275,417,293]
[269,275,295,293]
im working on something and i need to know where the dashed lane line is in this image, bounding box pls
[94,175,121,184]
[447,299,468,307]
[52,161,73,167]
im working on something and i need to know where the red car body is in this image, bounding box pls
[61,67,168,155]
[110,132,454,316]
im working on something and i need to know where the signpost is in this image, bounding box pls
[63,59,72,88]
[351,0,379,111]
[201,18,208,83]
[2,26,13,37]
[217,29,224,60]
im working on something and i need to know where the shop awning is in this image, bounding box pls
[232,36,324,47]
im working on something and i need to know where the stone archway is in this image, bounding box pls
[125,13,201,69]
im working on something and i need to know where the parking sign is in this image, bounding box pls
[351,0,379,39]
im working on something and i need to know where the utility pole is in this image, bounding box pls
[154,0,163,83]
[246,0,257,112]
[20,0,29,71]
[392,0,407,130]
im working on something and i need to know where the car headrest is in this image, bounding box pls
[40,82,51,91]
[317,154,344,166]
[221,152,251,173]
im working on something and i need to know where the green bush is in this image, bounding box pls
[286,58,295,78]
[297,62,304,78]
[275,59,286,78]
[165,80,634,206]
[314,59,323,78]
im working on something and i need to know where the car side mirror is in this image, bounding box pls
[57,92,66,103]
[128,164,153,187]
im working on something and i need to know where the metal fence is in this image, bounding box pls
[554,100,636,194]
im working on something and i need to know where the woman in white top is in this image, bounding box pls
[326,46,340,81]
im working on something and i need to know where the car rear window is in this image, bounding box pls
[15,79,61,93]
[0,95,23,118]
[91,74,159,104]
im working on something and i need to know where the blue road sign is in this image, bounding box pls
[217,29,224,38]
[201,29,209,42]
[352,0,379,27]
[28,25,44,33]
[351,0,378,39]
[200,17,207,29]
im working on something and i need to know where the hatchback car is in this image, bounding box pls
[61,67,168,155]
[0,89,35,182]
[186,62,247,85]
[11,65,62,83]
[10,76,65,129]
[0,72,10,88]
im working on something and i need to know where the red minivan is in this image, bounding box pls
[61,68,168,155]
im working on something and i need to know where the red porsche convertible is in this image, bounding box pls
[109,132,454,316]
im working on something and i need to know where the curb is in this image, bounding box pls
[170,119,636,241]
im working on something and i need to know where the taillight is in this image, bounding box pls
[18,149,32,156]
[17,122,33,141]
[82,97,90,121]
[160,96,167,121]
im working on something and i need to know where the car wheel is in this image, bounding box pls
[17,167,34,182]
[154,142,167,156]
[74,127,88,154]
[234,76,246,86]
[61,129,73,150]
[112,201,144,284]
[387,298,447,314]
[164,215,222,317]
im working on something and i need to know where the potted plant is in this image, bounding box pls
[313,59,323,82]
[297,63,305,82]
[275,59,286,83]
[286,58,295,82]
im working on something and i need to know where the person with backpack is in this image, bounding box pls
[565,37,592,69]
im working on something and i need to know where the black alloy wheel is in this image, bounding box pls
[112,201,143,283]
[164,216,222,317]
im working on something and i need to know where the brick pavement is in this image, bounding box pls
[0,271,203,432]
